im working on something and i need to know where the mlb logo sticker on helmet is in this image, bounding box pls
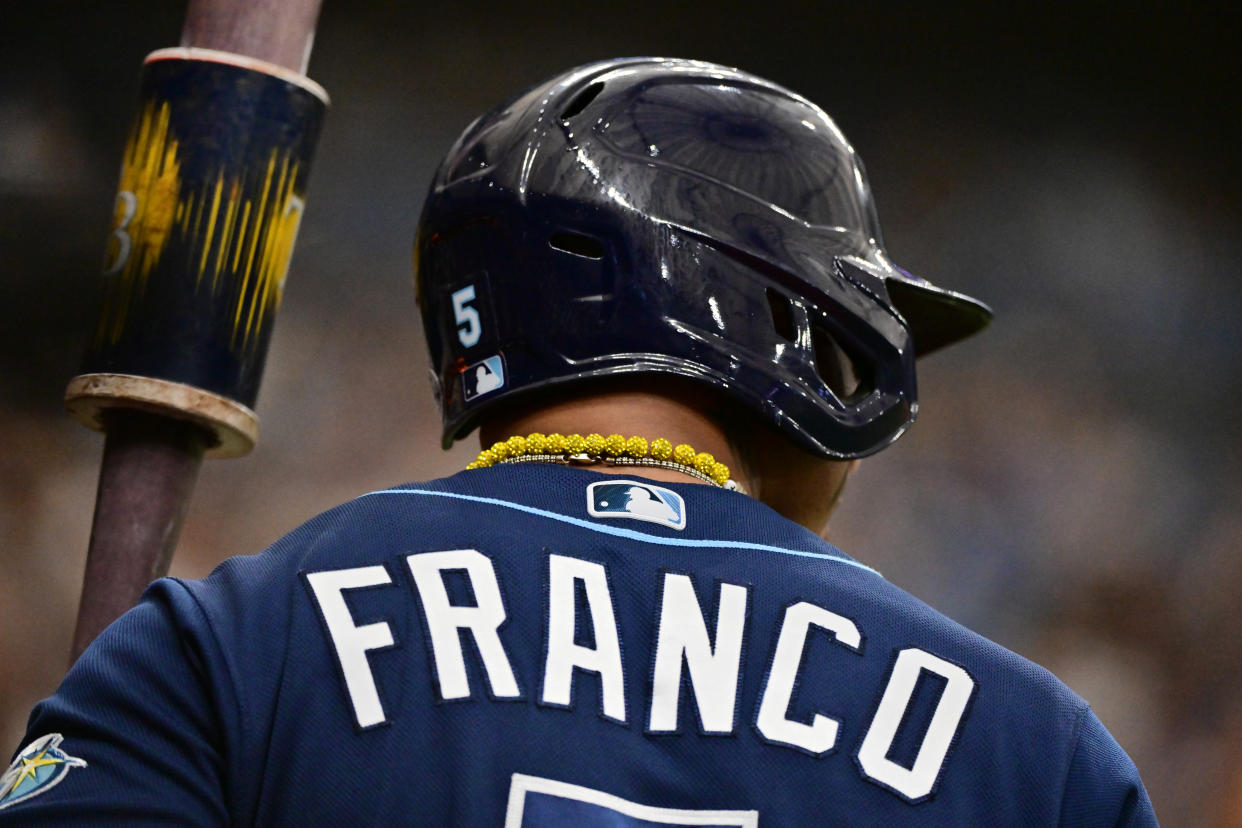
[462,354,506,402]
[587,480,686,530]
[0,733,87,810]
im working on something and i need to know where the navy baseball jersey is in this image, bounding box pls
[4,465,1156,824]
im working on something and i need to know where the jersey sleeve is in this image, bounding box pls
[1,579,231,825]
[1059,707,1158,827]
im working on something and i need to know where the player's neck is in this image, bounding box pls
[477,389,753,493]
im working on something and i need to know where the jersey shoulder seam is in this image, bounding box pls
[1054,700,1093,824]
[166,576,253,823]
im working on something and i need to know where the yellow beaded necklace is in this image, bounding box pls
[467,433,739,491]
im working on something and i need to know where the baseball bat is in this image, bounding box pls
[66,0,328,660]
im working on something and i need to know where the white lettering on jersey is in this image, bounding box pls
[406,549,520,701]
[505,773,759,827]
[755,601,862,754]
[648,574,748,733]
[541,554,627,722]
[856,648,975,801]
[304,565,396,729]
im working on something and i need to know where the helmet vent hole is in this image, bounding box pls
[560,82,604,121]
[766,288,796,342]
[549,231,605,260]
[812,325,874,402]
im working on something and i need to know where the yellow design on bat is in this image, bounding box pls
[98,101,182,345]
[97,98,307,353]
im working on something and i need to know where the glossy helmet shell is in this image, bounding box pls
[416,57,991,458]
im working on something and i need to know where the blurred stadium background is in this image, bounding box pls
[2,2,1238,823]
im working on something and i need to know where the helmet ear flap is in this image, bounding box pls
[810,322,875,405]
[763,281,872,405]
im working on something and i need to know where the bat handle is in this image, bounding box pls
[181,0,325,73]
[71,413,209,659]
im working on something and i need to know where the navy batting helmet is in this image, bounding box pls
[416,57,991,459]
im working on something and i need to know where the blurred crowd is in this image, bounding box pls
[2,2,1238,824]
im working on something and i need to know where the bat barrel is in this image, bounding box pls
[65,48,328,457]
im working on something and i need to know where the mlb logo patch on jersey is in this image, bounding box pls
[463,354,506,401]
[587,480,686,530]
[0,734,87,810]
[505,774,757,827]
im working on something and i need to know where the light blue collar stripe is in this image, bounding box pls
[360,487,881,577]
